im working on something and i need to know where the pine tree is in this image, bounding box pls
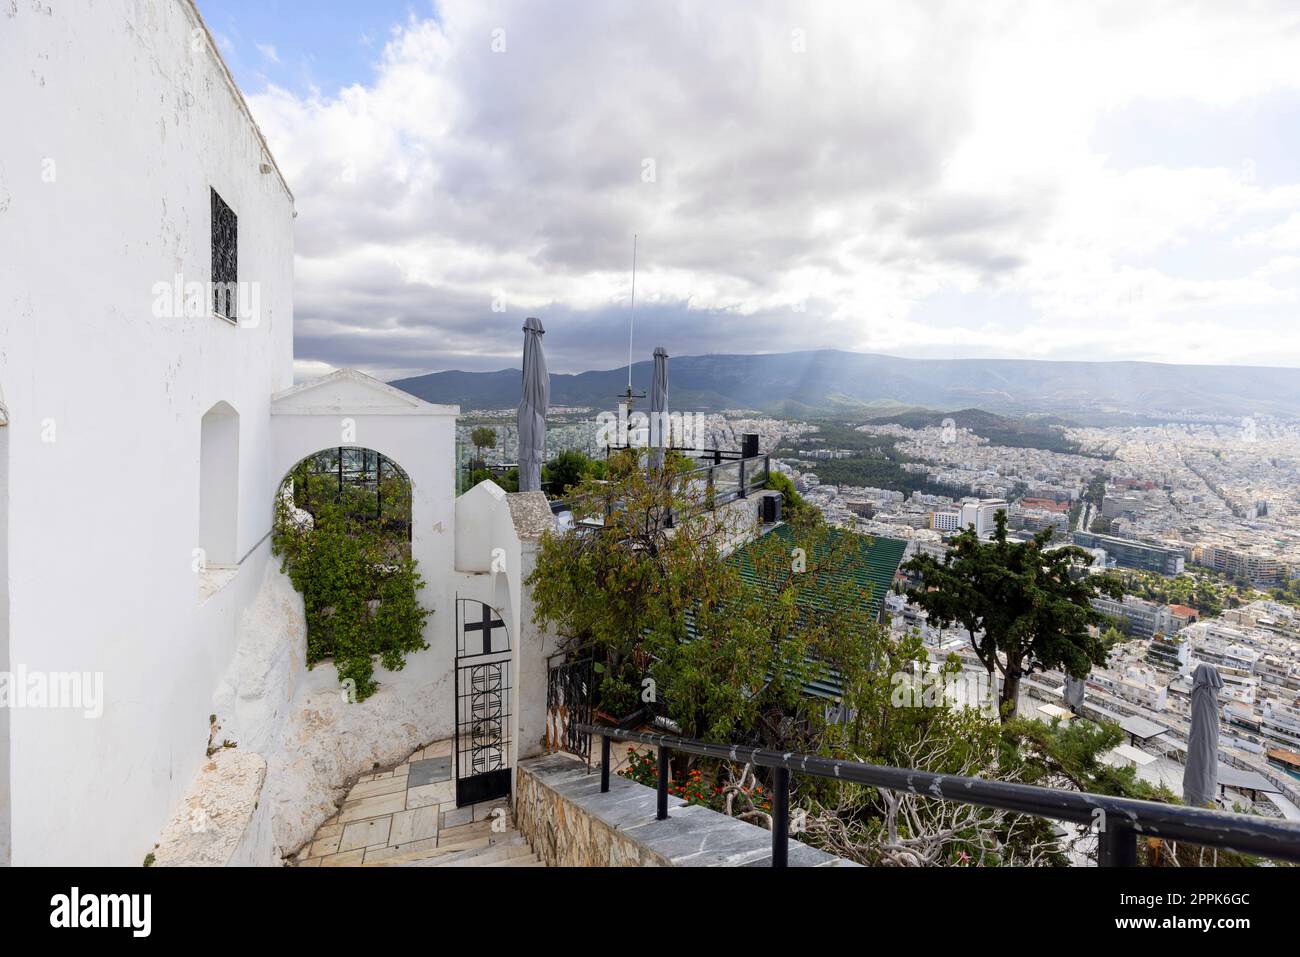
[902,511,1122,721]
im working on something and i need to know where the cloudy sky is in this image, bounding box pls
[197,0,1300,381]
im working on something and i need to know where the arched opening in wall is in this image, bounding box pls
[198,401,240,568]
[272,448,427,701]
[0,397,10,865]
[277,447,411,556]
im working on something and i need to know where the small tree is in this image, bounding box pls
[527,460,879,754]
[901,511,1122,721]
[469,426,497,467]
[542,449,599,496]
[765,470,816,522]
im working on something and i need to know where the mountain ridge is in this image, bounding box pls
[388,349,1300,420]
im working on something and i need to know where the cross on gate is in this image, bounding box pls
[463,603,506,655]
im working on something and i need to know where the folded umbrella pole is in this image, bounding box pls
[518,316,549,493]
[649,346,668,471]
[1183,662,1223,808]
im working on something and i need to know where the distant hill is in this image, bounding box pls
[389,350,1300,419]
[865,408,1084,454]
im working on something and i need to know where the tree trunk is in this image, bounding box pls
[999,658,1021,722]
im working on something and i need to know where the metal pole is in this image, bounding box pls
[600,734,611,793]
[627,235,637,391]
[657,747,670,820]
[1098,823,1137,866]
[771,767,790,868]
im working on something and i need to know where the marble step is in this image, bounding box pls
[426,843,536,867]
[364,834,491,866]
[397,832,537,867]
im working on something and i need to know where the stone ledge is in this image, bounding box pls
[515,752,857,867]
[152,749,269,866]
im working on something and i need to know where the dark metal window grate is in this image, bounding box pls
[210,187,238,320]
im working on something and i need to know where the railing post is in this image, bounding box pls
[600,734,611,793]
[657,746,670,820]
[771,766,790,868]
[1098,823,1137,867]
[739,458,747,498]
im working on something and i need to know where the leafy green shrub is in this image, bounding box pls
[272,486,431,701]
[542,450,603,496]
[596,671,640,718]
[765,470,814,521]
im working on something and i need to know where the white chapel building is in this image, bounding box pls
[0,0,557,865]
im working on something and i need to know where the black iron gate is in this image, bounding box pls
[454,598,512,807]
[546,654,593,759]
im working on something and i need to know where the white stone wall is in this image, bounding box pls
[0,410,9,865]
[268,383,462,747]
[0,0,294,864]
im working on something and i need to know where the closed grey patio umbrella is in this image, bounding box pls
[1063,676,1085,713]
[649,346,668,470]
[1182,663,1223,808]
[517,316,549,493]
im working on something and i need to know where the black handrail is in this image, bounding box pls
[548,453,772,519]
[577,723,1300,868]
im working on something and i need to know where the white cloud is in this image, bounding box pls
[242,0,1300,377]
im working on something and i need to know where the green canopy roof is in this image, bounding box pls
[728,523,908,625]
[724,524,908,701]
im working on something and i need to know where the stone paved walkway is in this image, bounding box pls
[292,738,540,867]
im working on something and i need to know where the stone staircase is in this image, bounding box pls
[293,741,547,867]
[397,830,542,867]
[369,814,544,868]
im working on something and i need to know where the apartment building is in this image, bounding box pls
[1091,594,1185,640]
[958,498,1008,538]
[1262,702,1300,751]
[1194,543,1286,586]
[1071,530,1186,575]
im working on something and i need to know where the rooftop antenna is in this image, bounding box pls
[627,234,638,391]
[614,234,645,452]
[624,235,634,384]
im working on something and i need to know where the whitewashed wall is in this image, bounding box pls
[452,487,559,778]
[268,378,462,748]
[1,408,9,865]
[0,0,294,864]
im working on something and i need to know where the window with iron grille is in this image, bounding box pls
[210,187,238,322]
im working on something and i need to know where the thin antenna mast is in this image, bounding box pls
[611,234,645,458]
[628,233,637,390]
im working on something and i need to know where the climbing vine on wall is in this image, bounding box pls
[272,467,431,701]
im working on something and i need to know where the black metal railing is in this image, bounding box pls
[691,452,770,505]
[577,723,1300,868]
[548,453,772,520]
[546,655,593,758]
